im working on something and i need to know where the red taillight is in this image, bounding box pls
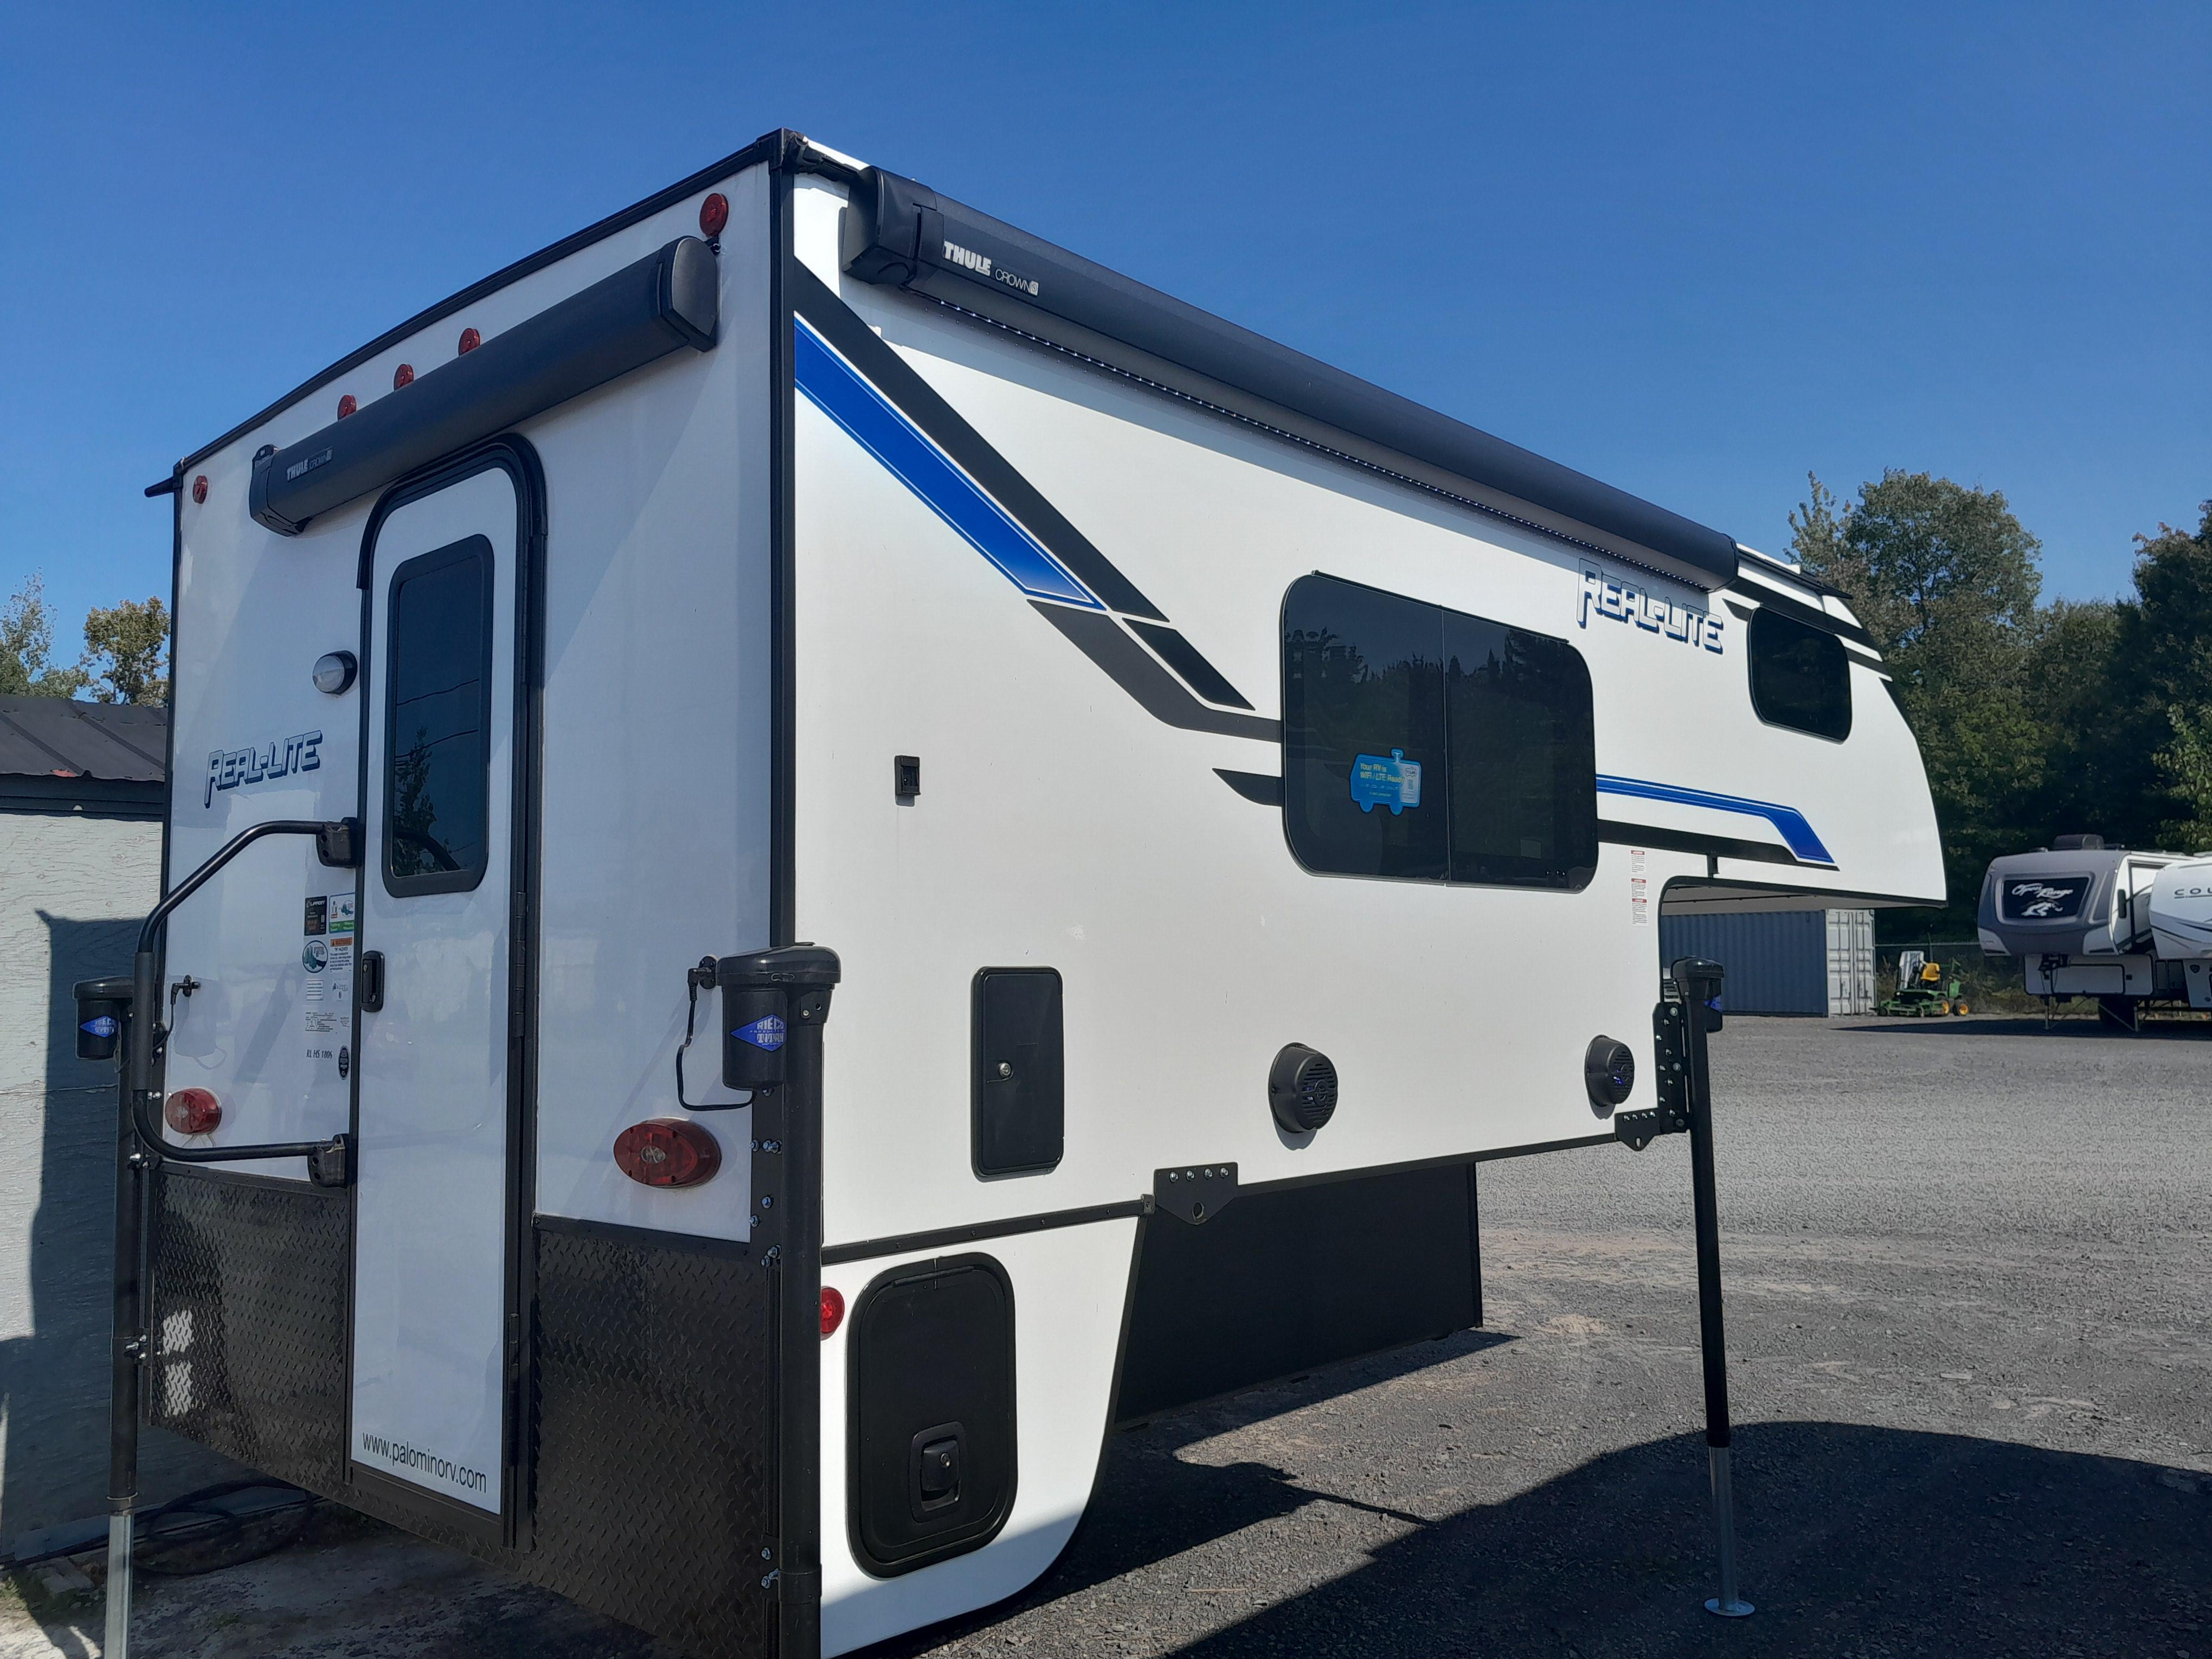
[612,1118,722,1188]
[458,326,481,354]
[190,475,208,505]
[165,1088,222,1136]
[699,192,729,238]
[393,362,415,389]
[820,1286,845,1339]
[337,394,357,419]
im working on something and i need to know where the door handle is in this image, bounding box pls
[359,950,385,1013]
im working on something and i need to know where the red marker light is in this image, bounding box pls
[191,475,208,505]
[612,1118,722,1188]
[699,192,729,238]
[337,394,357,419]
[458,327,481,354]
[165,1088,222,1136]
[820,1286,846,1339]
[393,363,415,389]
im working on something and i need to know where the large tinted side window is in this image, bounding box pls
[1282,576,1448,879]
[1445,614,1598,888]
[383,537,494,896]
[1747,607,1851,741]
[1282,574,1596,890]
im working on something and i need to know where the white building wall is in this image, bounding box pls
[0,810,240,1548]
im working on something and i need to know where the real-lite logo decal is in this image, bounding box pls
[942,240,1041,297]
[206,730,322,806]
[1578,562,1724,654]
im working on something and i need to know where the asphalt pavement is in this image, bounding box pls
[7,1015,2207,1658]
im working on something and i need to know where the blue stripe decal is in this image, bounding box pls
[794,318,1100,610]
[1597,775,1836,867]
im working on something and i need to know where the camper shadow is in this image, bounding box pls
[874,1416,2207,1658]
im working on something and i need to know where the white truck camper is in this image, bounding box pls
[85,130,1943,1657]
[1979,837,2212,1023]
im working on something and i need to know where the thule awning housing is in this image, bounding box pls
[840,169,1740,592]
[250,236,718,537]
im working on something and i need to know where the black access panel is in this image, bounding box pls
[972,968,1064,1177]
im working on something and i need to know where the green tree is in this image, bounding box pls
[79,596,169,705]
[2110,503,2212,847]
[1790,470,2047,929]
[0,575,88,698]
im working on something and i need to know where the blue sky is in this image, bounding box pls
[2,2,2204,636]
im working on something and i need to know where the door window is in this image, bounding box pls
[383,536,494,895]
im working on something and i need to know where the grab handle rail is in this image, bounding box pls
[128,816,359,1177]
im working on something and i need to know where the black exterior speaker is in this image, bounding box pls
[1268,1043,1338,1134]
[849,1256,1017,1575]
[1584,1036,1635,1113]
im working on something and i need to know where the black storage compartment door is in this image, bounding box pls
[972,969,1064,1176]
[850,1256,1017,1574]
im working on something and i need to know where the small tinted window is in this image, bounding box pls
[384,537,493,895]
[1747,607,1851,741]
[1283,574,1596,889]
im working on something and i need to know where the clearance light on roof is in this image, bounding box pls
[613,1118,721,1188]
[393,363,415,389]
[164,1088,222,1136]
[699,192,729,238]
[458,327,481,354]
[337,394,357,419]
[820,1287,845,1339]
[191,475,208,505]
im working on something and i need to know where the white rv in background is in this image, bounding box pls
[121,129,1943,1657]
[1979,837,2212,1023]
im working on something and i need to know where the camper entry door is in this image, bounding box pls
[349,461,525,1522]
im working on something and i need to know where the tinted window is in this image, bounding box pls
[1748,607,1851,741]
[384,537,493,895]
[1283,578,1448,880]
[1445,614,1598,888]
[1283,573,1595,889]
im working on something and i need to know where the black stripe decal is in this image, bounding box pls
[789,262,1165,621]
[1597,819,1803,866]
[1126,620,1253,709]
[1031,605,1281,742]
[821,1198,1148,1265]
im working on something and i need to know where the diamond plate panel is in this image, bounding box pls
[530,1224,778,1659]
[146,1167,351,1494]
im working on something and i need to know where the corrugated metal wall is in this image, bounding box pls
[1658,909,1876,1015]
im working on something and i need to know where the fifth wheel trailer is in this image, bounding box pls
[1980,838,2212,1018]
[108,128,1943,1656]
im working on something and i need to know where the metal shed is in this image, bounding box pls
[1658,908,1876,1016]
[0,696,238,1558]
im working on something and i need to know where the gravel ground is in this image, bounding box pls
[7,1014,2208,1658]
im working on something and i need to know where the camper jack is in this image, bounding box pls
[111,129,1939,1655]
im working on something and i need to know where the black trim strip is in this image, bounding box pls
[1724,587,1876,652]
[843,168,1739,592]
[1030,604,1280,743]
[173,129,838,477]
[1126,620,1252,709]
[259,239,717,537]
[790,262,1164,621]
[821,1198,1147,1265]
[533,1212,757,1262]
[1597,819,1801,867]
[151,1162,343,1197]
[1214,768,1282,805]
